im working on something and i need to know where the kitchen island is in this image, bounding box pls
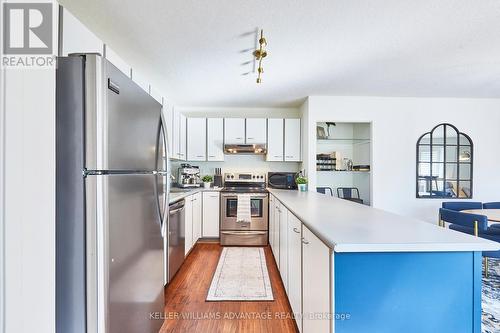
[268,189,500,333]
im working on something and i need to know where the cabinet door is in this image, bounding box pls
[269,195,275,254]
[179,114,187,160]
[246,118,267,144]
[202,192,220,237]
[267,119,284,161]
[187,118,207,161]
[207,118,224,161]
[288,213,302,331]
[162,103,174,158]
[224,118,245,144]
[279,205,289,292]
[273,200,281,268]
[192,192,202,243]
[172,109,181,159]
[284,119,301,161]
[184,196,193,255]
[61,8,104,56]
[303,226,330,333]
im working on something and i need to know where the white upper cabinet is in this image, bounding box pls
[105,46,132,77]
[61,8,104,56]
[172,109,181,159]
[246,118,267,144]
[131,70,150,95]
[179,114,187,160]
[224,118,245,144]
[267,118,284,161]
[161,101,174,159]
[149,86,163,104]
[186,118,207,161]
[207,118,224,161]
[284,119,301,161]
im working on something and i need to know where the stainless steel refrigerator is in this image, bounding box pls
[56,54,170,333]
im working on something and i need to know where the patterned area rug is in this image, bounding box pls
[483,258,500,333]
[207,247,274,301]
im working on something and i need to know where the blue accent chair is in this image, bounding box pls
[483,202,500,209]
[441,201,482,211]
[482,203,500,229]
[440,208,500,276]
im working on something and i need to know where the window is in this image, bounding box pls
[416,123,473,198]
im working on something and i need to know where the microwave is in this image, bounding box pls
[267,172,298,190]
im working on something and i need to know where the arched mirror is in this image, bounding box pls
[416,123,473,198]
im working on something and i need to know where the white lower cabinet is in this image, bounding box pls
[302,225,331,333]
[202,191,220,237]
[279,205,289,292]
[184,195,193,255]
[269,195,275,251]
[287,213,302,332]
[192,192,202,243]
[184,193,202,255]
[273,199,281,267]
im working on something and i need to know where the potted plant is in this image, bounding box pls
[296,176,308,192]
[202,175,213,189]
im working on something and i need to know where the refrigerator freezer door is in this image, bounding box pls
[56,56,87,333]
[104,60,163,171]
[105,174,164,333]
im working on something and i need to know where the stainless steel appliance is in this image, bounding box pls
[168,200,185,281]
[268,172,298,189]
[177,163,200,188]
[56,54,170,333]
[220,172,269,246]
[223,143,267,154]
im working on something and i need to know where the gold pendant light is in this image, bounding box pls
[253,29,268,83]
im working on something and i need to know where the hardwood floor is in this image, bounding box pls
[160,243,298,333]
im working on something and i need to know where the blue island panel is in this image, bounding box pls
[334,251,481,333]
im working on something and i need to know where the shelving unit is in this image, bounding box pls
[315,122,372,205]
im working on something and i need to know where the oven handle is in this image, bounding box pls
[221,231,268,236]
[221,193,269,199]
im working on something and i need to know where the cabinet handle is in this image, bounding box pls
[274,155,283,158]
[209,155,216,157]
[196,155,204,158]
[235,137,243,140]
[247,137,254,139]
[302,238,309,245]
[293,227,300,233]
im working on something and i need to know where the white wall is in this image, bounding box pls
[304,96,500,223]
[178,106,300,118]
[1,1,58,331]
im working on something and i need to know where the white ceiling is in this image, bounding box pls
[60,0,500,107]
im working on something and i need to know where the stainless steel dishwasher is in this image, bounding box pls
[168,199,185,282]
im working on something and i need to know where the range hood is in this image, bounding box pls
[224,144,267,155]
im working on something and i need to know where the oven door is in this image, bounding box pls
[220,193,269,231]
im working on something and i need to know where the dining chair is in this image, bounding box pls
[316,187,334,196]
[337,187,363,204]
[440,208,500,277]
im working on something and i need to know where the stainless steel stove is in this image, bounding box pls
[220,172,269,246]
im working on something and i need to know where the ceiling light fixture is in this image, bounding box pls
[253,29,268,84]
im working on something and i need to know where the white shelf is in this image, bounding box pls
[317,170,370,174]
[317,138,370,144]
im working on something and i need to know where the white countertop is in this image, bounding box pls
[169,187,222,204]
[268,189,500,253]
